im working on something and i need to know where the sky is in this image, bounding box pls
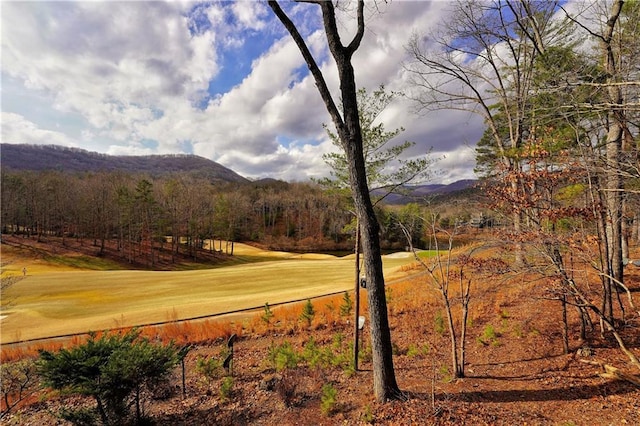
[1,1,485,184]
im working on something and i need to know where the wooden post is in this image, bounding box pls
[181,358,186,398]
[353,224,361,371]
[177,345,192,398]
[224,334,237,376]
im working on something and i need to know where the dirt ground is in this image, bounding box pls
[2,237,639,425]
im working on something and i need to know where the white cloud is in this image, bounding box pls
[231,1,269,31]
[1,112,78,147]
[1,1,482,184]
[434,146,478,184]
[106,144,155,157]
[2,2,216,134]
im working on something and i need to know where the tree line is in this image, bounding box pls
[0,170,439,264]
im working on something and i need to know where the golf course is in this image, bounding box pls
[1,241,418,344]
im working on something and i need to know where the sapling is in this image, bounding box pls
[300,299,315,327]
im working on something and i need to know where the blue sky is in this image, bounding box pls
[1,1,484,184]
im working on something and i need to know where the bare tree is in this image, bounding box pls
[566,0,634,323]
[400,214,504,378]
[268,0,403,401]
[405,0,563,266]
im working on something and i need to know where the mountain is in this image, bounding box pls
[374,179,480,204]
[0,144,249,183]
[407,179,478,196]
[1,144,477,193]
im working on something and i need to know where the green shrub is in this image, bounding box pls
[405,343,431,358]
[358,345,372,363]
[300,299,315,327]
[331,332,344,351]
[268,341,298,371]
[342,361,356,377]
[58,406,99,426]
[484,324,498,340]
[320,383,337,416]
[406,344,420,358]
[261,302,274,324]
[302,337,322,368]
[339,291,353,317]
[37,329,179,425]
[219,377,233,401]
[513,322,524,338]
[478,324,501,346]
[361,404,374,423]
[438,365,452,383]
[331,348,350,368]
[196,355,224,385]
[328,332,351,368]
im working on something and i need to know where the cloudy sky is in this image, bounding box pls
[1,1,484,184]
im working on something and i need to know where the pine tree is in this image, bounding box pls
[37,329,179,424]
[300,299,315,327]
[340,291,353,317]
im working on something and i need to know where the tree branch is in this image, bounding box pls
[268,1,344,131]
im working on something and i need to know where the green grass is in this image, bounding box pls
[477,324,501,346]
[416,250,442,258]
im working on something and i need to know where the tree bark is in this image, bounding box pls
[443,295,460,378]
[561,293,569,355]
[602,0,625,323]
[268,0,401,401]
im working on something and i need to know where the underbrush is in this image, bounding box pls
[1,283,371,420]
[3,254,639,425]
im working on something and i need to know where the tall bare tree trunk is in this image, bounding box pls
[602,0,625,323]
[269,0,401,401]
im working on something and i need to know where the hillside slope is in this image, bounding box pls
[0,143,249,183]
[373,179,481,205]
[3,242,639,425]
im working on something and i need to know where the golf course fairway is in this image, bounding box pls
[1,243,417,344]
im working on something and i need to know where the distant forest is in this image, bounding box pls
[1,169,464,265]
[1,144,484,266]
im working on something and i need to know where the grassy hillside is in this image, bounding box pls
[0,237,420,344]
[2,234,639,425]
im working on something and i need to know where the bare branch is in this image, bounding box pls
[267,1,344,131]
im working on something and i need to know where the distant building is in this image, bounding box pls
[470,213,496,228]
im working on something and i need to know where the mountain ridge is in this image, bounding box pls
[0,143,249,183]
[1,143,478,192]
